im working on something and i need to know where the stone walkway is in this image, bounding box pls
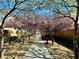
[23,32,53,59]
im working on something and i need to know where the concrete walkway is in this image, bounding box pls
[23,32,53,59]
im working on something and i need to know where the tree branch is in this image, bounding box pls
[45,1,75,22]
[56,8,75,22]
[56,0,77,8]
[1,0,27,27]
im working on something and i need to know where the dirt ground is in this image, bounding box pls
[0,35,35,59]
[46,42,74,59]
[0,35,74,59]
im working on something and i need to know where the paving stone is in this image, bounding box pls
[23,32,53,59]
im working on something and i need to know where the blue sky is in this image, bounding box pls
[0,0,53,17]
[0,0,15,11]
[0,0,74,21]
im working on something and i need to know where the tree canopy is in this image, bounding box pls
[0,0,77,23]
[0,0,79,59]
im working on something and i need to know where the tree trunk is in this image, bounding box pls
[73,23,79,59]
[0,27,3,58]
[0,37,2,58]
[0,37,4,58]
[73,1,79,59]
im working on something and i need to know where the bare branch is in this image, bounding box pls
[55,0,77,8]
[45,1,75,21]
[55,8,75,22]
[16,0,27,6]
[62,0,71,16]
[1,0,27,27]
